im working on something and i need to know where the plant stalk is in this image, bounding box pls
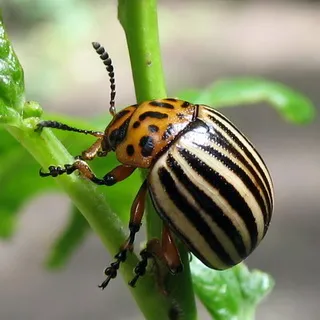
[118,1,197,319]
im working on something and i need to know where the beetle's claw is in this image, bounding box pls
[34,122,45,132]
[39,168,52,177]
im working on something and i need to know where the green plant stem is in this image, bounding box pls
[7,121,170,320]
[118,1,197,319]
[118,0,166,102]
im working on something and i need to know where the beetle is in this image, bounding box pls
[36,42,274,289]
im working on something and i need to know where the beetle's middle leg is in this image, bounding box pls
[99,180,148,289]
[129,224,183,288]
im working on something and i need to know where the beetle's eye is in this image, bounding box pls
[108,129,119,150]
[108,118,131,150]
[100,137,111,153]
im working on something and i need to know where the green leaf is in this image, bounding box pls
[46,205,91,269]
[0,103,21,126]
[177,78,315,124]
[191,257,274,320]
[0,128,56,238]
[0,112,138,237]
[0,12,25,123]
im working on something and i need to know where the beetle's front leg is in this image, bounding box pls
[76,138,106,161]
[99,180,148,289]
[40,161,136,186]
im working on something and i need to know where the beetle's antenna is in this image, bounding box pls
[92,42,116,117]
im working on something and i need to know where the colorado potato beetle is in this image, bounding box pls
[36,42,274,289]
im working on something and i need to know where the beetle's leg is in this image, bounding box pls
[37,120,107,161]
[98,164,136,186]
[40,160,136,186]
[35,120,104,138]
[129,224,183,288]
[76,138,106,161]
[99,180,148,289]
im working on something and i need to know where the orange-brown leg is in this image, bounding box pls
[37,121,108,166]
[99,180,148,289]
[129,224,183,288]
[78,138,105,160]
[40,160,136,186]
[101,164,137,186]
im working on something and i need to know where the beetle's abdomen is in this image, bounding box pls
[148,108,274,270]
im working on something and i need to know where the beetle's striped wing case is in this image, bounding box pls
[148,105,274,270]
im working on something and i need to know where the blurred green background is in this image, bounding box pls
[1,1,320,319]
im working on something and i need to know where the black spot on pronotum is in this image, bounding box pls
[133,121,140,128]
[126,144,135,156]
[165,98,177,102]
[139,111,168,121]
[149,100,175,109]
[181,101,190,108]
[139,135,154,157]
[162,123,174,140]
[176,113,184,119]
[148,124,159,133]
[114,109,130,121]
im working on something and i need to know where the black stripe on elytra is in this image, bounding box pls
[206,130,272,221]
[193,142,269,230]
[205,107,273,198]
[157,166,235,267]
[206,113,273,206]
[148,189,215,268]
[139,135,154,157]
[178,147,258,252]
[139,111,169,121]
[149,100,175,109]
[166,153,247,258]
[108,118,130,150]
